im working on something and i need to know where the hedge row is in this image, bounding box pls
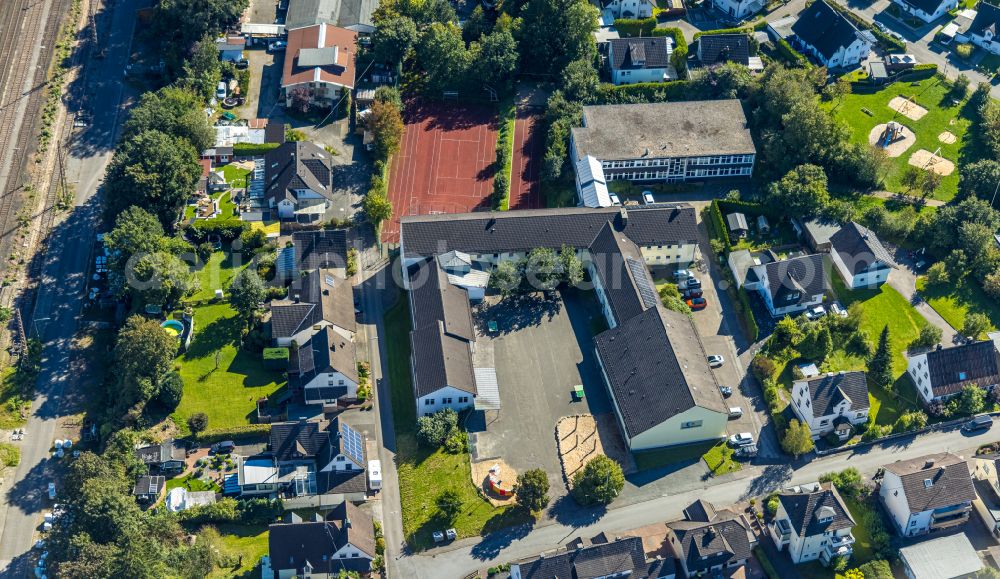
[185,218,250,242]
[895,63,938,81]
[717,198,781,220]
[233,142,280,156]
[708,200,731,251]
[737,287,759,342]
[775,38,811,68]
[194,423,272,443]
[693,27,753,40]
[494,101,516,210]
[595,80,695,104]
[652,27,688,78]
[615,17,658,37]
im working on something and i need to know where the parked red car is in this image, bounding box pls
[686,297,707,311]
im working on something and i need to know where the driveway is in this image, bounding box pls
[884,245,959,345]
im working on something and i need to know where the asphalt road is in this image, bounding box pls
[392,420,1000,578]
[0,0,141,573]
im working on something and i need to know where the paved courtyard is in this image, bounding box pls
[469,290,613,499]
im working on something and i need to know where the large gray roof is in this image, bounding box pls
[571,100,756,160]
[286,0,376,30]
[800,371,869,418]
[400,205,698,259]
[791,0,863,61]
[292,229,348,271]
[270,268,355,339]
[588,223,659,326]
[609,37,672,70]
[762,253,827,307]
[513,536,650,579]
[884,452,975,513]
[264,141,334,206]
[778,482,856,537]
[669,501,754,575]
[410,321,476,398]
[923,339,1000,398]
[595,305,726,438]
[408,260,475,342]
[829,222,895,275]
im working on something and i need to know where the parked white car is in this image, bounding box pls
[707,355,725,368]
[805,305,826,320]
[729,432,754,447]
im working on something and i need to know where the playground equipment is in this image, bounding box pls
[880,121,903,148]
[486,464,514,498]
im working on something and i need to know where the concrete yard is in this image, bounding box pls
[469,290,614,499]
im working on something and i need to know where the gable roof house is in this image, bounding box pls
[709,0,764,21]
[770,482,856,565]
[743,253,827,317]
[666,499,757,578]
[264,417,368,506]
[601,0,657,19]
[608,37,677,85]
[791,0,873,68]
[288,326,360,406]
[968,1,1000,55]
[282,24,357,110]
[790,371,870,441]
[136,439,187,472]
[697,33,762,71]
[216,35,246,63]
[509,534,671,579]
[829,222,895,289]
[878,452,976,537]
[271,267,355,348]
[906,333,1000,404]
[276,228,349,282]
[132,475,166,503]
[726,212,749,238]
[971,453,1000,535]
[263,501,376,578]
[286,0,377,33]
[893,0,958,23]
[264,141,335,222]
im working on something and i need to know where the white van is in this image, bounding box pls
[368,460,382,491]
[728,407,743,419]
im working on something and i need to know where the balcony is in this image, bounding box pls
[930,504,971,530]
[821,534,855,563]
[770,518,792,548]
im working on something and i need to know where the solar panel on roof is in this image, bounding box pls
[627,258,658,309]
[324,274,335,287]
[340,423,364,466]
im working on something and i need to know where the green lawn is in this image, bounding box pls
[166,473,221,492]
[702,442,742,475]
[189,250,244,302]
[916,277,1000,335]
[384,300,531,550]
[184,164,249,220]
[827,77,974,201]
[204,524,269,578]
[843,496,877,563]
[0,367,28,430]
[171,300,285,435]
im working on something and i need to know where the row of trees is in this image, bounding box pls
[363,87,403,231]
[488,246,584,295]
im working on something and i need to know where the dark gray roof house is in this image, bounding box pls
[269,417,366,470]
[898,0,952,16]
[410,321,476,399]
[408,260,475,342]
[132,475,166,502]
[799,371,870,418]
[571,101,756,161]
[136,439,186,470]
[762,253,827,309]
[264,141,334,210]
[285,0,377,32]
[511,535,665,579]
[969,2,1000,38]
[608,37,673,71]
[777,482,856,538]
[595,304,727,442]
[588,223,660,326]
[270,268,355,341]
[884,452,976,513]
[267,501,376,577]
[668,500,756,577]
[288,326,358,395]
[399,205,699,261]
[292,229,349,272]
[791,0,864,63]
[829,221,895,275]
[919,339,1000,399]
[697,33,752,65]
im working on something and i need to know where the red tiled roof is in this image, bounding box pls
[282,24,357,90]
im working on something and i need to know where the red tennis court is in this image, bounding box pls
[509,108,543,210]
[383,99,500,243]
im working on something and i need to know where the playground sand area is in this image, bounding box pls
[556,414,634,488]
[888,96,928,120]
[868,123,915,157]
[470,458,518,506]
[908,149,955,176]
[938,131,957,144]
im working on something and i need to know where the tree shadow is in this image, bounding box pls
[474,293,562,335]
[469,509,536,561]
[182,314,243,360]
[740,463,794,500]
[548,493,608,529]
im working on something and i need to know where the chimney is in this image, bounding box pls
[924,459,935,469]
[344,515,352,529]
[620,206,628,223]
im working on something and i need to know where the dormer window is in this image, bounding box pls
[786,292,800,302]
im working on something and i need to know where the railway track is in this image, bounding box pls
[0,0,68,285]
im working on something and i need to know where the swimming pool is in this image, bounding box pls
[161,319,184,337]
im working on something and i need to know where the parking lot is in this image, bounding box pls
[468,290,618,499]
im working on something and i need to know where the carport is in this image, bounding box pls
[474,367,501,411]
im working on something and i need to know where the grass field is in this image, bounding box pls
[171,299,285,435]
[383,299,531,550]
[203,524,269,578]
[0,367,28,429]
[702,442,741,475]
[828,77,973,201]
[190,250,244,302]
[166,473,221,492]
[916,277,1000,335]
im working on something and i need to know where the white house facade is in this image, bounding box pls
[893,0,958,23]
[745,253,826,318]
[791,0,873,68]
[770,482,857,565]
[906,335,1000,405]
[710,0,765,20]
[790,372,870,441]
[968,2,1000,55]
[603,0,656,18]
[879,453,976,537]
[829,222,894,289]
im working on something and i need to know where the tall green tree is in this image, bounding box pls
[104,130,201,230]
[229,268,267,322]
[962,312,990,340]
[868,325,893,388]
[364,192,393,228]
[132,252,199,306]
[490,260,523,296]
[560,245,584,287]
[560,58,600,103]
[516,468,550,512]
[104,206,165,298]
[765,164,830,217]
[958,384,986,415]
[524,247,560,291]
[518,0,598,77]
[416,23,469,94]
[372,15,419,65]
[181,35,223,101]
[571,455,624,505]
[462,5,492,43]
[369,100,405,160]
[124,86,215,152]
[472,30,520,91]
[114,316,177,405]
[155,0,249,72]
[781,419,815,458]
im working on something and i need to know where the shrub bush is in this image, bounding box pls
[186,218,249,242]
[416,408,459,448]
[233,142,280,156]
[614,17,657,37]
